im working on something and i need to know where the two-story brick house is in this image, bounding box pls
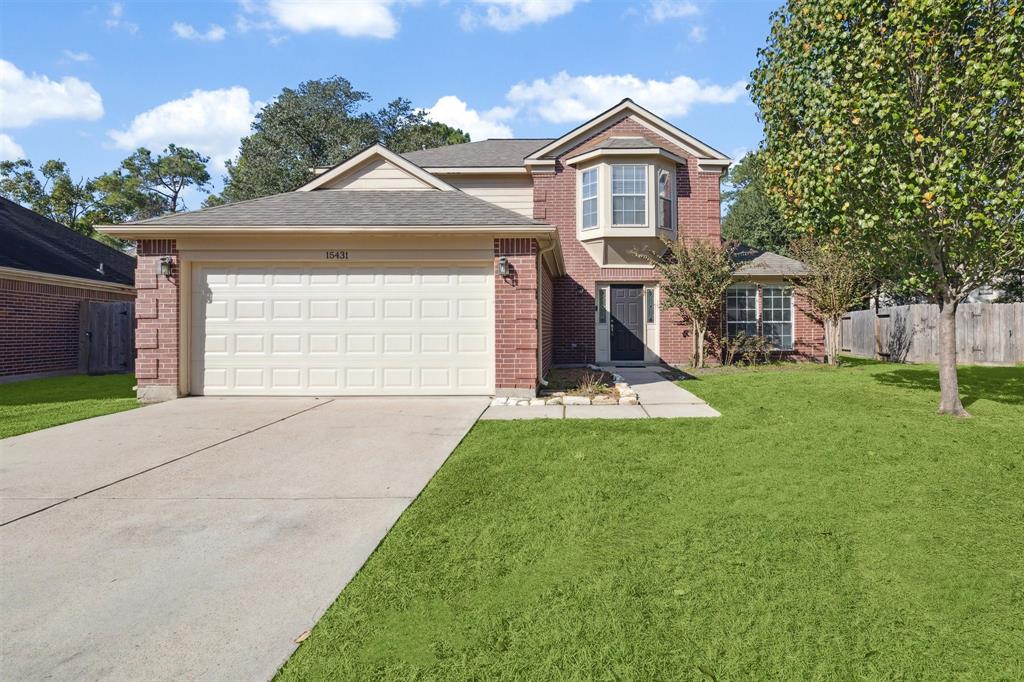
[101,99,823,402]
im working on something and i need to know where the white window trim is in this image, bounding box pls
[611,164,648,227]
[761,284,796,351]
[656,167,675,232]
[580,166,599,231]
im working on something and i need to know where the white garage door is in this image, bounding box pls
[191,264,494,395]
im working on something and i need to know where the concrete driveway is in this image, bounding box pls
[0,396,487,681]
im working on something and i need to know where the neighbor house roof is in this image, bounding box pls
[0,197,134,286]
[731,242,810,277]
[115,189,547,228]
[401,139,555,168]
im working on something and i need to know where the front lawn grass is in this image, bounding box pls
[0,374,138,439]
[280,361,1024,680]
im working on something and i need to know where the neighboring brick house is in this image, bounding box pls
[1,198,136,381]
[100,99,823,402]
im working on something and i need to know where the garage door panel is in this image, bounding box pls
[192,264,494,396]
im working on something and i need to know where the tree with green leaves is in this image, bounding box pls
[92,145,211,222]
[721,151,796,254]
[213,77,469,204]
[639,238,735,368]
[2,145,212,245]
[1,159,97,235]
[788,236,873,366]
[750,0,1024,416]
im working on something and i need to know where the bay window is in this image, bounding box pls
[611,164,646,225]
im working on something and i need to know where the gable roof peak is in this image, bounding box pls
[297,144,456,192]
[527,98,731,163]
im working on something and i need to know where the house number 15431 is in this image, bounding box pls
[325,250,349,260]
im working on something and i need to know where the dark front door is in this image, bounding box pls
[610,285,645,362]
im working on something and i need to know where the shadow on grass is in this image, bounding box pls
[872,364,1024,407]
[0,374,136,407]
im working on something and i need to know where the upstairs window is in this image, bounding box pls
[657,169,673,230]
[612,164,646,225]
[581,167,598,230]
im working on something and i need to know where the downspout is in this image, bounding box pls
[536,241,557,388]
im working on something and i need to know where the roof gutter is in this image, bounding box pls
[0,265,135,294]
[96,224,557,239]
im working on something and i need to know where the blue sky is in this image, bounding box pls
[0,0,777,195]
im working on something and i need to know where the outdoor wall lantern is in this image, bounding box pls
[497,256,512,277]
[159,256,173,278]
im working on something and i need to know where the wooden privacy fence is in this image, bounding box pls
[841,303,1024,365]
[78,300,135,374]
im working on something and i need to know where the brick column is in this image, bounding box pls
[135,240,180,402]
[494,238,539,397]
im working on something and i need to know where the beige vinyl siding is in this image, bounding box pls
[442,174,534,217]
[320,158,433,191]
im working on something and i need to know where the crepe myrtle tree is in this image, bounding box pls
[639,238,734,369]
[788,236,873,366]
[750,0,1024,416]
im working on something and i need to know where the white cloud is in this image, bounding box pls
[172,22,227,41]
[62,49,93,62]
[426,95,516,141]
[506,71,747,123]
[0,59,104,129]
[688,24,706,43]
[648,0,699,22]
[244,0,399,39]
[107,87,261,171]
[0,133,25,160]
[106,2,139,33]
[460,0,584,31]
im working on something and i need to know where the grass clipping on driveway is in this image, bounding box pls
[0,374,137,439]
[280,361,1024,680]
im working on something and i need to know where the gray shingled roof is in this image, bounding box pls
[731,243,810,277]
[401,139,554,168]
[126,190,545,227]
[1,197,135,285]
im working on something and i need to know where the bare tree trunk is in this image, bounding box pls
[824,318,840,366]
[937,299,968,417]
[693,323,706,368]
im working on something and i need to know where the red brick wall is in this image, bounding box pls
[494,238,538,393]
[135,240,180,392]
[0,277,134,378]
[793,288,826,360]
[533,116,723,365]
[540,260,554,377]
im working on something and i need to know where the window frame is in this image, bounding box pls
[725,284,759,339]
[656,168,674,231]
[580,167,599,230]
[761,285,795,351]
[611,164,647,227]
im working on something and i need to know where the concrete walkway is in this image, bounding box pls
[480,366,719,420]
[0,396,487,681]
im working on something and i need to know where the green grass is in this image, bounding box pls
[0,374,138,439]
[280,361,1024,680]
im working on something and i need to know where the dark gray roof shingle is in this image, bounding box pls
[731,242,809,277]
[0,197,134,285]
[401,139,554,168]
[126,190,545,227]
